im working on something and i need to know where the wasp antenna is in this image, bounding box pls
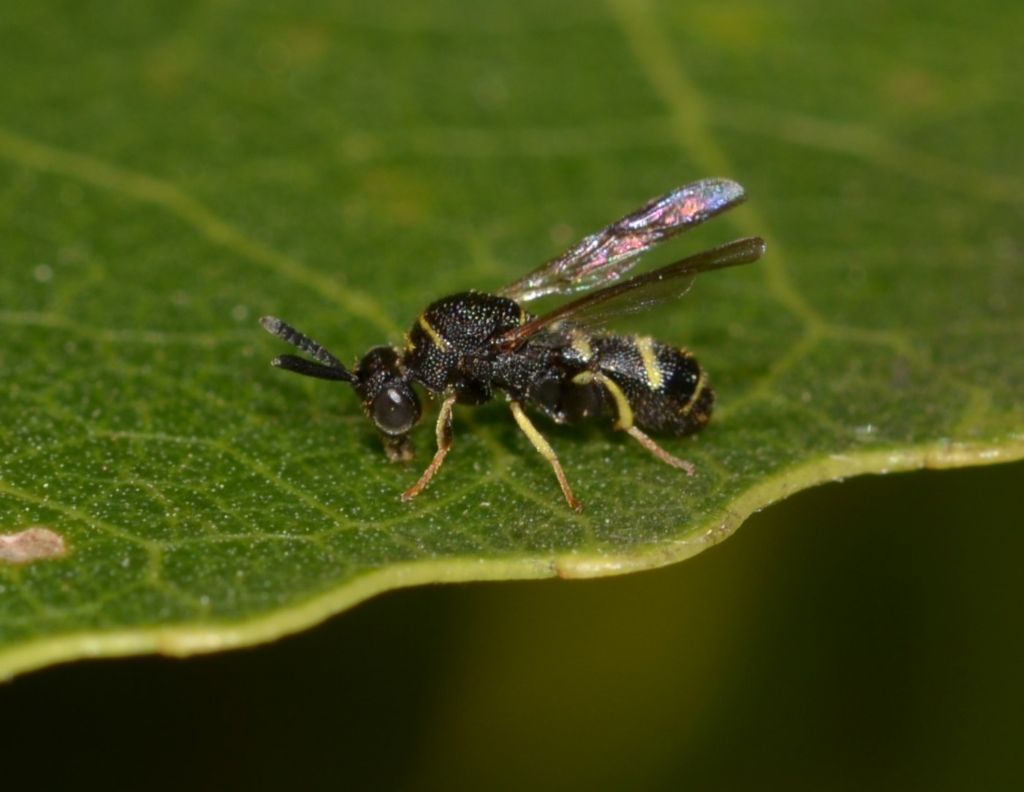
[260,315,354,380]
[271,354,355,382]
[259,315,285,335]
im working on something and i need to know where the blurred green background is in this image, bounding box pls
[3,461,1022,790]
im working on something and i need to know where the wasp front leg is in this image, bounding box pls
[401,393,457,502]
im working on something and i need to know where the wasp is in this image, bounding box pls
[261,178,765,511]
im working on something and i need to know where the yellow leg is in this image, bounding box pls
[625,426,696,476]
[509,400,583,512]
[590,370,695,477]
[592,372,634,431]
[401,394,457,502]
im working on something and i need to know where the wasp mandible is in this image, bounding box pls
[261,179,766,511]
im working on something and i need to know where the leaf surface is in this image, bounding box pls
[0,0,1021,678]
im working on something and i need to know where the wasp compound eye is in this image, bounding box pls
[371,386,421,435]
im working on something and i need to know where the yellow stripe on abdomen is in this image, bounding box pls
[679,370,707,416]
[634,335,663,390]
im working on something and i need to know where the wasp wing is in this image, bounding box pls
[498,178,748,303]
[494,237,766,351]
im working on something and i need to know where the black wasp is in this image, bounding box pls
[261,178,765,511]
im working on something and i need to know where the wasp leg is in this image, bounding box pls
[401,394,457,502]
[625,426,696,476]
[589,371,696,476]
[509,400,583,512]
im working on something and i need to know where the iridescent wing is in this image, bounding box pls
[499,178,748,303]
[494,237,766,351]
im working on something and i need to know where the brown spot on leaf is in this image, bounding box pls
[0,526,68,565]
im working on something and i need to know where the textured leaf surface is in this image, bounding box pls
[0,0,1021,679]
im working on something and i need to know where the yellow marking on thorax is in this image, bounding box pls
[594,372,634,430]
[679,370,707,416]
[635,335,663,390]
[570,328,593,361]
[417,313,449,351]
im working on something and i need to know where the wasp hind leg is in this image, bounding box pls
[401,393,457,502]
[509,401,583,512]
[591,372,696,476]
[625,426,696,476]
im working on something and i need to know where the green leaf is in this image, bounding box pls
[0,0,1020,679]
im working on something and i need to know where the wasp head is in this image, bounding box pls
[352,346,421,459]
[260,316,421,461]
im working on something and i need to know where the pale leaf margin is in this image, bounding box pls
[2,439,1020,681]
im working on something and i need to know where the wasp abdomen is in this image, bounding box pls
[588,335,713,436]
